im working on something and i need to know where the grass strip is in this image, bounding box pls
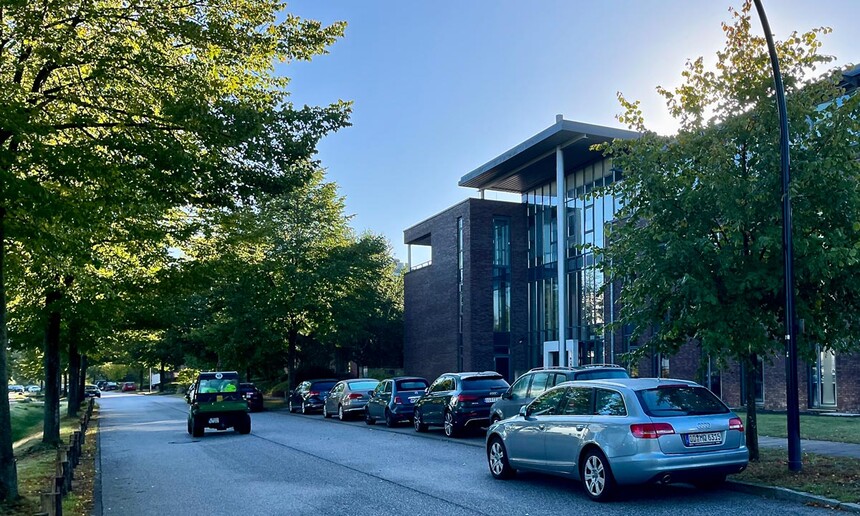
[735,411,860,444]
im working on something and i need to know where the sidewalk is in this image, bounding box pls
[758,435,860,459]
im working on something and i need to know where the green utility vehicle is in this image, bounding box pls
[187,371,251,437]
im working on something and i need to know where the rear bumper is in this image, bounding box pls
[610,447,749,485]
[453,407,492,428]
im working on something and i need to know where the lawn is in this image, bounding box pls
[10,400,45,443]
[735,448,860,504]
[735,410,860,444]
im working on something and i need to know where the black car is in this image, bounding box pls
[240,383,264,412]
[364,376,429,427]
[488,364,630,423]
[413,372,509,438]
[84,384,101,398]
[288,378,338,414]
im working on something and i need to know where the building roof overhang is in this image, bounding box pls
[458,119,640,193]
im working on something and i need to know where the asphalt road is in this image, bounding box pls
[97,392,827,516]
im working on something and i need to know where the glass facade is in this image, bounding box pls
[524,159,623,368]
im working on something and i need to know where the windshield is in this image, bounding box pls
[198,378,239,393]
[462,377,509,390]
[396,380,428,391]
[348,381,379,391]
[635,386,729,417]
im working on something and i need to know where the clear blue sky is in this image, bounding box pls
[283,1,858,263]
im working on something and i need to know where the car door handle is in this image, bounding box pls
[538,424,546,431]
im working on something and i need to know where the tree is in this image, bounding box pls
[598,1,860,460]
[0,0,349,500]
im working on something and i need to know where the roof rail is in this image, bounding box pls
[527,366,575,372]
[527,363,625,373]
[581,363,625,369]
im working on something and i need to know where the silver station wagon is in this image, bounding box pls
[485,378,748,501]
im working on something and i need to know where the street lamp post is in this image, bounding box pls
[752,0,802,472]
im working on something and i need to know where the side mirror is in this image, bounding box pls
[502,391,512,400]
[424,387,430,394]
[519,405,529,418]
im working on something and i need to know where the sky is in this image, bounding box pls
[282,1,859,263]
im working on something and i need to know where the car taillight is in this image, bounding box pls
[393,396,403,404]
[728,417,744,431]
[630,423,675,438]
[452,394,480,404]
[348,393,363,399]
[308,391,319,397]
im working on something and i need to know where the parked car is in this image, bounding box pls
[104,382,118,391]
[240,383,264,412]
[121,382,136,392]
[84,384,101,398]
[187,371,250,437]
[7,385,24,394]
[365,377,429,427]
[96,381,108,390]
[489,365,629,424]
[323,378,380,421]
[485,378,748,501]
[288,379,338,414]
[26,385,41,393]
[413,372,510,437]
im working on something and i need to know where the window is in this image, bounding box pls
[462,377,508,390]
[594,389,626,416]
[382,381,392,394]
[527,372,551,398]
[431,377,454,392]
[348,381,379,391]
[396,379,427,391]
[510,376,530,400]
[529,388,566,416]
[374,382,385,395]
[635,386,729,417]
[562,387,593,415]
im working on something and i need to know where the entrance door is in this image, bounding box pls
[820,349,837,407]
[542,340,578,367]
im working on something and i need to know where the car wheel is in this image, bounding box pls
[301,402,309,415]
[443,410,461,438]
[413,408,428,432]
[487,436,516,480]
[323,405,331,418]
[186,416,192,435]
[338,405,346,421]
[191,416,204,438]
[385,409,396,428]
[365,409,375,425]
[236,413,251,435]
[692,474,726,490]
[288,400,297,413]
[581,448,614,502]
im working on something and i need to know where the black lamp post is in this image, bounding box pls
[752,0,802,472]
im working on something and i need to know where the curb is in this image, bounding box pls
[726,480,860,513]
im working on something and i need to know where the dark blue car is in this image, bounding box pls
[364,376,429,427]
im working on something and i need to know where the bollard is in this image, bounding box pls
[54,474,65,497]
[39,490,60,516]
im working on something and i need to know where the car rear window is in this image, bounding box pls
[462,377,509,390]
[396,380,428,391]
[311,382,336,391]
[635,386,729,417]
[348,381,379,391]
[574,370,629,381]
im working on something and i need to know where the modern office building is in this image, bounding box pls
[404,107,860,412]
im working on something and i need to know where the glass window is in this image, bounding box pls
[635,386,729,417]
[562,387,592,415]
[510,375,531,400]
[529,388,567,416]
[396,379,427,391]
[462,377,509,390]
[574,370,629,381]
[527,372,551,398]
[311,381,336,392]
[594,389,626,416]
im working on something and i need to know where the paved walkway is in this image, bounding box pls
[758,435,860,459]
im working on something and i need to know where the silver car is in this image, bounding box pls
[323,378,380,421]
[485,378,748,501]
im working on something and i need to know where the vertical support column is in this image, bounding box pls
[407,244,412,271]
[555,145,569,366]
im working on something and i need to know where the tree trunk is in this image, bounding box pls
[0,208,20,501]
[744,352,760,461]
[67,338,80,418]
[159,361,165,393]
[287,327,298,392]
[42,289,63,446]
[78,355,88,405]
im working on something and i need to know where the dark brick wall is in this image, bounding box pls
[839,353,860,413]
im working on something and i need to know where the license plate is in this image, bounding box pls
[408,396,419,403]
[484,396,501,403]
[685,431,722,446]
[208,417,219,424]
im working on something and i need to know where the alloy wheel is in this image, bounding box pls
[583,455,606,497]
[489,441,505,476]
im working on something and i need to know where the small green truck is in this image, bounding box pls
[187,371,251,437]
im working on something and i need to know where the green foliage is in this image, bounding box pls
[599,2,860,369]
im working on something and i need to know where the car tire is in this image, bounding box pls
[338,405,346,421]
[692,474,726,490]
[236,413,251,435]
[365,409,375,425]
[385,409,396,428]
[301,402,309,415]
[413,408,428,432]
[186,417,192,435]
[581,448,614,502]
[487,436,516,480]
[288,401,297,413]
[191,416,204,438]
[443,410,461,438]
[323,405,332,418]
